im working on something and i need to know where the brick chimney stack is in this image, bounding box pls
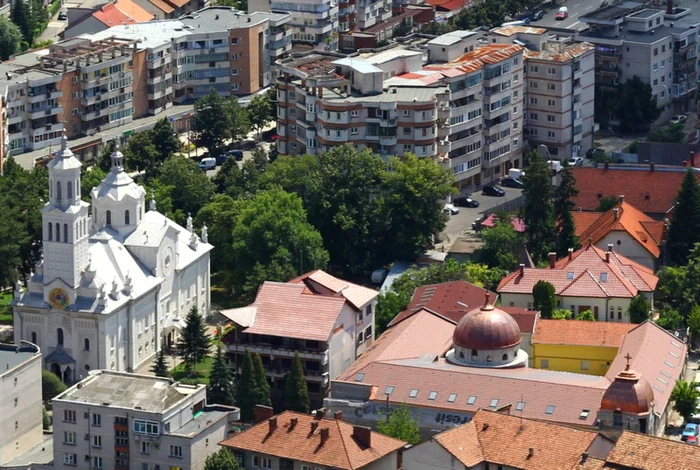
[568,248,573,260]
[314,409,326,420]
[353,425,372,448]
[519,263,525,276]
[254,405,274,424]
[320,427,330,445]
[268,417,277,433]
[548,252,557,269]
[333,411,343,420]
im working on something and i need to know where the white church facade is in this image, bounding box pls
[12,136,212,383]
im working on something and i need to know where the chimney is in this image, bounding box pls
[315,409,326,420]
[650,162,655,172]
[606,251,611,263]
[333,411,343,420]
[667,0,673,15]
[548,252,557,269]
[482,423,490,431]
[353,425,372,448]
[607,243,613,253]
[254,405,274,424]
[311,422,319,433]
[320,427,330,445]
[519,263,525,276]
[268,417,277,433]
[613,208,619,220]
[618,194,625,203]
[604,161,609,171]
[290,417,298,429]
[528,448,535,459]
[568,248,574,260]
[581,452,589,463]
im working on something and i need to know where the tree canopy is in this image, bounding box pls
[521,148,553,262]
[627,293,650,324]
[247,94,273,138]
[284,353,310,413]
[377,404,420,445]
[616,76,662,133]
[553,164,579,257]
[666,169,700,266]
[477,216,521,271]
[208,345,235,406]
[191,90,233,157]
[236,350,257,422]
[158,157,216,217]
[151,348,169,378]
[532,280,556,319]
[42,369,67,403]
[672,380,699,422]
[177,307,211,375]
[0,16,22,60]
[203,448,242,470]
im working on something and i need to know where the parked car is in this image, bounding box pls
[453,196,480,208]
[671,114,688,124]
[443,203,460,215]
[58,10,67,20]
[682,423,699,441]
[688,436,699,446]
[531,10,544,21]
[472,215,486,231]
[568,157,584,167]
[690,407,700,424]
[556,6,568,19]
[199,157,216,171]
[500,177,523,189]
[585,147,597,158]
[482,185,506,197]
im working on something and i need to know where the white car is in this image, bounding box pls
[671,114,688,124]
[568,157,583,167]
[443,203,459,215]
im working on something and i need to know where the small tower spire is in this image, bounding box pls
[624,353,632,371]
[110,142,124,172]
[186,213,193,233]
[201,223,208,244]
[149,190,157,212]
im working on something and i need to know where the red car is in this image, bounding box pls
[688,436,698,446]
[556,7,568,19]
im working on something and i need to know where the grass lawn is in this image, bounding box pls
[170,356,214,385]
[0,290,12,325]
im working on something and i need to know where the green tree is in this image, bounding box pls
[93,141,116,173]
[42,407,50,430]
[191,90,231,157]
[177,307,211,375]
[687,304,700,339]
[231,188,329,298]
[682,244,700,309]
[532,280,556,319]
[151,348,169,378]
[657,308,684,330]
[577,309,595,321]
[284,353,310,413]
[655,266,688,312]
[252,353,272,407]
[265,86,278,123]
[42,369,66,403]
[236,350,257,422]
[671,380,700,422]
[553,164,579,256]
[627,293,650,324]
[521,148,553,262]
[158,157,216,216]
[477,217,521,271]
[377,404,419,445]
[666,169,700,266]
[0,16,22,60]
[11,0,32,45]
[81,167,107,203]
[226,96,250,144]
[247,94,272,139]
[124,131,160,178]
[203,448,242,470]
[596,196,619,212]
[648,122,686,143]
[195,195,239,274]
[551,308,572,320]
[615,76,662,133]
[208,345,235,406]
[151,117,182,163]
[393,18,411,37]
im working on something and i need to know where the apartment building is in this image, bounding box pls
[52,370,240,470]
[250,0,339,50]
[220,270,378,409]
[578,3,698,124]
[0,342,42,466]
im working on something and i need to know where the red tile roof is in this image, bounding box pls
[92,3,136,27]
[574,202,666,258]
[570,166,700,215]
[288,269,378,310]
[480,214,526,232]
[219,411,406,469]
[497,245,657,298]
[532,319,635,347]
[499,306,538,334]
[148,0,174,14]
[113,0,153,21]
[605,321,687,418]
[604,431,700,469]
[434,409,604,469]
[388,280,496,328]
[426,0,469,10]
[425,44,523,75]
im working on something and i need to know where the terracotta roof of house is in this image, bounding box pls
[604,431,700,469]
[113,0,153,21]
[148,0,175,14]
[164,0,188,7]
[425,44,523,75]
[497,245,658,298]
[288,269,378,310]
[532,320,635,347]
[426,0,469,10]
[434,409,603,469]
[573,211,607,235]
[92,3,136,27]
[574,201,666,258]
[499,306,538,334]
[219,411,406,469]
[570,166,700,215]
[219,282,347,341]
[388,280,496,327]
[605,321,686,418]
[480,214,526,232]
[524,42,595,62]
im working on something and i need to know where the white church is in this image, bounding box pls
[12,135,212,383]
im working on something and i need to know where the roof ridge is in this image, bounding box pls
[332,418,355,470]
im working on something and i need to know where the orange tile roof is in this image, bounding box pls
[148,0,174,14]
[532,319,635,347]
[492,25,547,36]
[425,44,523,75]
[219,411,406,469]
[524,42,595,62]
[605,431,700,469]
[605,321,687,418]
[113,0,153,21]
[572,211,605,235]
[388,280,496,327]
[499,306,538,333]
[435,409,603,469]
[164,0,188,7]
[497,244,657,298]
[575,201,665,258]
[288,269,378,310]
[571,166,700,215]
[93,3,135,27]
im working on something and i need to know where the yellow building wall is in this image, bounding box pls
[531,343,619,376]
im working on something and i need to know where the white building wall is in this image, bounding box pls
[403,439,464,470]
[596,232,655,270]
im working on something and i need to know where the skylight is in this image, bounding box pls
[489,398,499,408]
[545,405,555,415]
[409,389,419,398]
[567,272,574,279]
[515,401,526,411]
[385,386,395,396]
[428,391,438,401]
[580,409,590,420]
[448,393,457,403]
[355,373,365,382]
[467,396,477,405]
[600,272,608,282]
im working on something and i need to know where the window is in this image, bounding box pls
[64,431,76,444]
[48,223,52,241]
[141,441,152,454]
[529,97,538,105]
[231,68,239,76]
[502,353,508,361]
[134,420,160,435]
[385,386,395,395]
[56,181,62,199]
[547,115,555,122]
[613,410,623,426]
[547,83,556,91]
[448,393,457,403]
[364,326,372,341]
[64,453,77,465]
[600,272,608,282]
[106,210,111,226]
[530,65,538,72]
[125,210,130,225]
[351,110,359,117]
[92,435,102,448]
[57,328,64,346]
[64,409,76,423]
[72,108,78,115]
[617,307,622,320]
[354,373,364,382]
[580,409,590,420]
[516,401,526,411]
[84,338,90,351]
[428,391,438,400]
[31,331,37,343]
[231,38,238,45]
[529,81,538,89]
[93,456,102,468]
[232,83,239,91]
[409,388,419,398]
[545,405,555,415]
[547,67,555,75]
[169,445,183,458]
[467,395,477,405]
[529,113,538,121]
[67,181,72,199]
[64,223,68,242]
[653,63,658,71]
[547,131,556,138]
[541,359,549,369]
[581,361,590,370]
[92,414,101,427]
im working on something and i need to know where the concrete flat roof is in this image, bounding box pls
[0,343,39,375]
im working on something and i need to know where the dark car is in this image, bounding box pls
[472,215,486,231]
[482,185,506,197]
[530,10,544,21]
[500,177,523,189]
[518,15,531,25]
[58,10,67,20]
[453,196,480,208]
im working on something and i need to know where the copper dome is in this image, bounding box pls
[453,293,521,350]
[601,366,654,414]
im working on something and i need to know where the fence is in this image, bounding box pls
[482,195,524,216]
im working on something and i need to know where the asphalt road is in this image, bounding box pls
[528,0,598,31]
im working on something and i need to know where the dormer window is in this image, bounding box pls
[600,272,608,282]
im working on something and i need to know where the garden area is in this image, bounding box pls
[0,290,13,325]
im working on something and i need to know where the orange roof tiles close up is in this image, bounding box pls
[219,411,406,469]
[533,319,635,347]
[288,269,378,310]
[605,431,700,470]
[499,306,538,334]
[92,3,137,27]
[113,0,153,22]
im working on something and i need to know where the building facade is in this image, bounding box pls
[51,370,240,470]
[12,138,212,381]
[0,342,43,466]
[250,0,339,50]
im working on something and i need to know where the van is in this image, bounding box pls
[547,160,563,174]
[199,157,216,171]
[509,168,525,180]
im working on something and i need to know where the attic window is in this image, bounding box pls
[545,405,556,415]
[354,373,365,382]
[467,396,477,405]
[600,272,608,282]
[489,399,499,408]
[409,389,419,398]
[516,401,526,411]
[384,386,395,396]
[567,272,574,279]
[669,350,679,358]
[580,409,590,420]
[448,393,457,403]
[428,391,438,401]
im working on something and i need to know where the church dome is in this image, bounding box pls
[601,363,654,414]
[453,294,521,350]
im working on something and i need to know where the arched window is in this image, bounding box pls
[31,332,37,344]
[125,210,130,225]
[48,223,52,241]
[613,410,623,426]
[56,223,61,241]
[67,181,72,200]
[459,351,464,359]
[486,355,493,362]
[471,349,478,359]
[57,328,64,346]
[106,210,111,226]
[56,181,62,200]
[84,338,90,351]
[76,179,79,199]
[64,224,68,242]
[502,353,508,361]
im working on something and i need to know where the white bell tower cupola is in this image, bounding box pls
[90,144,147,238]
[42,132,91,291]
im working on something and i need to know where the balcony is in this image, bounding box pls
[379,118,397,127]
[226,342,330,362]
[597,66,619,77]
[28,106,61,120]
[7,113,22,125]
[380,135,397,146]
[438,139,451,154]
[27,90,61,103]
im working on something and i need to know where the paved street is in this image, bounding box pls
[528,1,597,31]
